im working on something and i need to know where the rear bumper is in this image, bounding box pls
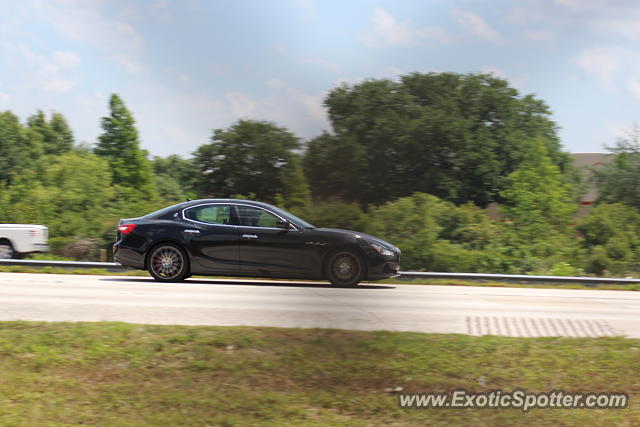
[113,243,145,269]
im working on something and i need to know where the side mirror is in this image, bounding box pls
[276,220,294,229]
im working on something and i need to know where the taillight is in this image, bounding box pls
[117,224,137,235]
[29,229,38,237]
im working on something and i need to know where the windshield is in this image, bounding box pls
[267,205,315,229]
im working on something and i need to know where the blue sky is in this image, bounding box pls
[1,0,640,156]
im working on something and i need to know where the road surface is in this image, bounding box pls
[1,272,639,338]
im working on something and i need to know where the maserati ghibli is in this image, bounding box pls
[113,199,400,286]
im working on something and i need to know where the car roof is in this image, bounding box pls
[182,199,274,209]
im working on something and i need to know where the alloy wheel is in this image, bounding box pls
[150,245,185,280]
[328,251,363,286]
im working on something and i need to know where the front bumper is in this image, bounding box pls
[31,243,49,252]
[366,253,400,280]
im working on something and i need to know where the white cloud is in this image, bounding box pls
[3,42,80,93]
[273,43,287,55]
[40,1,144,73]
[0,92,10,102]
[300,57,340,71]
[524,28,556,41]
[267,78,286,88]
[453,9,505,44]
[333,76,364,86]
[480,66,506,79]
[577,46,621,89]
[110,53,142,73]
[480,66,528,89]
[363,8,449,47]
[53,50,80,68]
[591,18,640,40]
[629,79,640,99]
[43,78,76,93]
[260,79,329,134]
[226,91,257,118]
[48,8,144,51]
[293,0,315,16]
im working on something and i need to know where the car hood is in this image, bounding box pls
[314,228,400,253]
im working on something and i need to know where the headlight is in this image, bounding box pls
[371,243,394,257]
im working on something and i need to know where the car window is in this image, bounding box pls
[184,204,231,225]
[235,205,280,228]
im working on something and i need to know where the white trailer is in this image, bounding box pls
[0,224,49,259]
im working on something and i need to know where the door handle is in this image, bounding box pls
[183,229,200,234]
[242,234,258,239]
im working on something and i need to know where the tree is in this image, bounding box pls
[0,152,114,238]
[26,110,74,155]
[303,132,367,203]
[500,138,575,228]
[0,111,43,183]
[308,79,419,205]
[498,138,578,273]
[304,72,571,207]
[152,154,197,202]
[595,123,640,208]
[94,94,156,197]
[193,120,303,203]
[577,203,640,274]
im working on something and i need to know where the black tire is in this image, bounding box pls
[325,250,365,287]
[147,243,190,282]
[0,240,15,260]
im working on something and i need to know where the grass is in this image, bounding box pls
[0,322,637,425]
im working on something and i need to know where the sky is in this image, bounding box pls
[1,0,640,157]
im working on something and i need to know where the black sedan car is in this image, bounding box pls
[113,199,400,286]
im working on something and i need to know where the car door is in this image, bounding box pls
[233,204,315,277]
[182,203,240,273]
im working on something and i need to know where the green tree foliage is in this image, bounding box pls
[301,202,368,231]
[498,139,579,273]
[0,152,114,238]
[26,110,74,155]
[0,111,43,183]
[94,94,156,197]
[595,124,640,208]
[577,203,640,275]
[193,120,305,203]
[303,132,367,203]
[365,193,511,272]
[500,138,576,231]
[305,72,570,206]
[152,154,197,202]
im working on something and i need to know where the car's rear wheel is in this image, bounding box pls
[325,250,365,287]
[0,240,15,260]
[147,243,190,282]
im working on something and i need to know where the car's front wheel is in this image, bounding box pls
[147,243,190,282]
[325,250,365,287]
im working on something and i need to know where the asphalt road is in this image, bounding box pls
[1,272,639,338]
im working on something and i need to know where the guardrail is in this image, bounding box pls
[1,259,639,285]
[398,271,640,285]
[0,259,129,270]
